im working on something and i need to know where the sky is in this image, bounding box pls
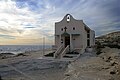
[0,0,120,45]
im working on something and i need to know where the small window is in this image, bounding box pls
[61,28,63,31]
[87,34,90,38]
[67,17,69,19]
[87,39,90,46]
[61,39,63,43]
[73,27,75,30]
[87,30,90,33]
[67,15,70,22]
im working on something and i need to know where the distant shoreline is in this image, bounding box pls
[0,45,52,55]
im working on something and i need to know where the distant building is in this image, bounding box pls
[52,14,95,59]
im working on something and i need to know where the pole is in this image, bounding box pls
[43,37,45,56]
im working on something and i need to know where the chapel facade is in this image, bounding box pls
[52,14,95,59]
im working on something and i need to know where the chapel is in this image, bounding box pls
[46,14,95,59]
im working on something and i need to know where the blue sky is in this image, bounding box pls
[0,0,120,45]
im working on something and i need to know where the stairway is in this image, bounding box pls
[44,45,81,61]
[63,51,80,60]
[54,44,64,58]
[55,48,64,59]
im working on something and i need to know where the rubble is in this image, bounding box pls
[64,47,120,80]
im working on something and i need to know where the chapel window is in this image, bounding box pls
[87,39,90,46]
[67,14,70,22]
[87,34,90,38]
[61,28,63,31]
[73,27,75,30]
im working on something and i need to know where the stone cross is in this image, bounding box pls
[64,27,67,32]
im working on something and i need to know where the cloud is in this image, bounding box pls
[67,0,120,36]
[0,0,119,45]
[24,27,36,29]
[0,34,15,39]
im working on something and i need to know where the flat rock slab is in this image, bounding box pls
[0,59,69,80]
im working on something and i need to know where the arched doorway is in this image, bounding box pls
[65,36,70,47]
[61,32,70,47]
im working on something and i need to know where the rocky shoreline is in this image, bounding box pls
[0,50,69,80]
[63,47,120,80]
[0,47,120,80]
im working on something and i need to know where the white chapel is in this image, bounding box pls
[46,14,95,59]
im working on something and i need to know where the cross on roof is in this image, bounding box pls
[64,27,67,32]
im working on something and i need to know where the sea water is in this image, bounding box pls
[0,45,51,54]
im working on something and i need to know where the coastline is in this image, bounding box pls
[0,47,120,80]
[0,49,69,80]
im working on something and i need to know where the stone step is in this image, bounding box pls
[65,54,78,57]
[66,52,79,55]
[38,57,75,61]
[63,55,78,58]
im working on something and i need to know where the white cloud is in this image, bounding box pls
[0,0,54,45]
[0,0,119,45]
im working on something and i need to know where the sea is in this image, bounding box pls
[0,45,51,54]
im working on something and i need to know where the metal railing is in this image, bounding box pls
[54,44,64,58]
[61,45,70,58]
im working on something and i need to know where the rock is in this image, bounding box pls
[0,75,2,80]
[0,53,15,59]
[65,74,70,76]
[0,53,14,55]
[110,71,116,75]
[110,62,118,66]
[1,56,7,59]
[64,47,120,80]
[15,53,27,57]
